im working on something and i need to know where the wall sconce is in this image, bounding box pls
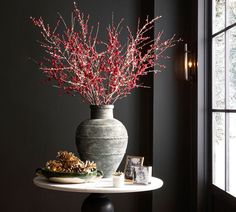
[184,43,193,81]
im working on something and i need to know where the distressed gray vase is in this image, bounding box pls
[76,105,128,178]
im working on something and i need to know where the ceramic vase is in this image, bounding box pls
[76,105,128,178]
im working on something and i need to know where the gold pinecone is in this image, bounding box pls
[45,151,96,173]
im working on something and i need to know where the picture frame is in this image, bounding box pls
[133,166,150,185]
[124,155,144,180]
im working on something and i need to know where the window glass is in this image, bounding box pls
[229,113,236,196]
[212,33,225,109]
[227,27,236,109]
[227,0,236,26]
[212,112,225,190]
[213,0,225,34]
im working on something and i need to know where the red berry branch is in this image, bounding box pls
[31,2,180,105]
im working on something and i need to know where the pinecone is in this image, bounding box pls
[45,151,96,173]
[46,160,63,172]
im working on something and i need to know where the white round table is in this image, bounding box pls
[33,176,163,211]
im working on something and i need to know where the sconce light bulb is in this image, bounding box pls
[188,61,193,68]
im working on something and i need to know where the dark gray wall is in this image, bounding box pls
[1,0,195,211]
[153,0,195,211]
[1,0,154,211]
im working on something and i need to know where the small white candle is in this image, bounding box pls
[112,173,124,188]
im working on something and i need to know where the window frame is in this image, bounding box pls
[197,0,236,210]
[210,0,236,197]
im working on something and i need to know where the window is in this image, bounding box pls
[211,0,236,197]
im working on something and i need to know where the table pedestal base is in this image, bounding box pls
[81,193,114,212]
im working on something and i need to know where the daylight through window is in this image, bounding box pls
[212,0,236,197]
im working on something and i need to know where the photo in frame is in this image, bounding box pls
[124,155,144,180]
[133,166,150,185]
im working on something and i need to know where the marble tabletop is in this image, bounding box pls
[33,176,163,194]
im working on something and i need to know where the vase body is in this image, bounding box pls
[76,105,128,178]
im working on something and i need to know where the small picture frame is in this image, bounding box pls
[124,155,144,180]
[133,166,150,185]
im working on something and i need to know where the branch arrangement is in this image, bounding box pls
[31,3,180,105]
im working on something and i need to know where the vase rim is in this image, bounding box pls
[90,105,114,109]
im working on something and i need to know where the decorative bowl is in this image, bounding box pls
[36,168,103,184]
